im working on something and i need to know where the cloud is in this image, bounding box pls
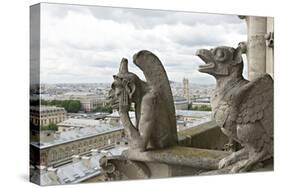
[39,3,247,84]
[86,5,244,29]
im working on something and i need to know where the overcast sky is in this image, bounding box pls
[40,3,247,84]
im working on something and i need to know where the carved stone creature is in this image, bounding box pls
[107,51,178,151]
[100,156,151,181]
[196,46,273,173]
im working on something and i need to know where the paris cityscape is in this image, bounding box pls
[29,2,273,186]
[30,80,214,185]
[30,3,239,184]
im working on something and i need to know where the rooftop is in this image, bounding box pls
[173,96,188,102]
[64,92,95,96]
[67,112,110,120]
[58,118,104,128]
[30,105,64,112]
[30,105,66,112]
[31,146,128,185]
[31,122,124,149]
[106,111,136,118]
[176,110,211,118]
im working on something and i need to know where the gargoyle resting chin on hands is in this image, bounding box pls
[107,52,178,152]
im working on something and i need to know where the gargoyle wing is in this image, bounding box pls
[133,50,177,136]
[236,74,273,137]
[133,50,174,107]
[133,51,171,91]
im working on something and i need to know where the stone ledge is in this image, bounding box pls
[178,121,218,138]
[123,146,230,170]
[178,121,229,150]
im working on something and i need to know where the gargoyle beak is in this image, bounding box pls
[195,49,203,56]
[196,49,215,72]
[195,49,211,61]
[196,49,215,63]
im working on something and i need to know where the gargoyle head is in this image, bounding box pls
[107,58,138,110]
[196,46,243,77]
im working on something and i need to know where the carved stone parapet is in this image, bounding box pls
[124,146,230,170]
[99,146,232,180]
[100,154,151,181]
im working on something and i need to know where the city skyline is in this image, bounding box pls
[40,3,247,84]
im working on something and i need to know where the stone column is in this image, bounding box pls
[241,16,267,80]
[265,17,274,78]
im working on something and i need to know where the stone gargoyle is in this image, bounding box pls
[107,50,178,152]
[196,46,273,173]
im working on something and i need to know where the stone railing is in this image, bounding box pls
[178,121,229,150]
[100,121,231,180]
[124,146,230,170]
[99,120,272,181]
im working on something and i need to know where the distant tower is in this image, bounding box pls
[183,78,189,102]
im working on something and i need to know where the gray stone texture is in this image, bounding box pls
[196,46,273,173]
[107,51,178,152]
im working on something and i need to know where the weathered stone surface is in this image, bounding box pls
[200,158,273,175]
[239,16,267,80]
[178,120,229,150]
[123,146,230,170]
[107,51,178,151]
[100,155,151,181]
[196,45,273,173]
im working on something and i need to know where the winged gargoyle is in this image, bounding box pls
[107,50,178,152]
[196,46,273,173]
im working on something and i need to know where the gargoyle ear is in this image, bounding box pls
[233,47,242,64]
[124,81,136,99]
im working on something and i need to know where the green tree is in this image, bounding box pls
[199,105,212,111]
[188,102,212,111]
[188,102,193,110]
[41,123,58,131]
[67,100,81,113]
[41,99,81,113]
[92,105,113,113]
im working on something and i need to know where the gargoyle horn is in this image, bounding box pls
[117,58,129,77]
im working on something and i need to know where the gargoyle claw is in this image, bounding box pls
[218,158,230,169]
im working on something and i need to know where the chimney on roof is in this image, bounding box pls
[81,156,91,169]
[91,149,99,155]
[54,132,61,139]
[47,167,60,183]
[72,155,80,163]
